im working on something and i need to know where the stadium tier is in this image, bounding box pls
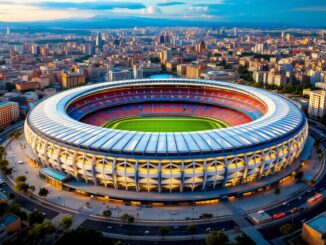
[25,79,307,193]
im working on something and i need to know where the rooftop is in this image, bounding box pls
[306,212,326,235]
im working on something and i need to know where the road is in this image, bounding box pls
[81,218,237,236]
[0,120,24,145]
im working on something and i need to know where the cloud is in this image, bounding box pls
[32,1,146,10]
[188,6,209,12]
[157,1,185,7]
[141,6,162,14]
[293,6,326,12]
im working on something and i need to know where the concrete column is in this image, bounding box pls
[158,161,162,193]
[242,155,249,184]
[202,160,207,191]
[223,158,229,187]
[112,158,118,189]
[91,156,98,186]
[135,160,139,192]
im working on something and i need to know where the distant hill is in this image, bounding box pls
[0,15,299,30]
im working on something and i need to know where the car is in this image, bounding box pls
[307,193,323,204]
[144,231,149,235]
[273,212,286,220]
[205,228,212,233]
[107,226,112,230]
[290,207,298,214]
[282,202,288,206]
[258,210,264,214]
[297,196,302,200]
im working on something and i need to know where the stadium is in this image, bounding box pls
[24,79,308,195]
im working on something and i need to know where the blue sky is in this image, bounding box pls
[0,0,325,26]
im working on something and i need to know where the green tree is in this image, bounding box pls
[27,221,55,241]
[56,228,111,245]
[159,226,170,238]
[205,231,229,245]
[0,200,8,216]
[60,216,73,231]
[15,181,30,193]
[15,175,27,182]
[29,185,36,192]
[29,210,45,225]
[186,224,197,238]
[294,171,304,181]
[7,202,27,220]
[103,210,112,217]
[39,187,49,199]
[279,224,293,235]
[120,213,134,223]
[274,186,281,195]
[5,82,14,92]
[235,233,255,245]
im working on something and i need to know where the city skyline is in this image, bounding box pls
[0,0,325,27]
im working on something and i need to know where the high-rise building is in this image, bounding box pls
[61,72,85,88]
[6,26,10,35]
[96,32,104,49]
[31,44,38,55]
[286,33,291,42]
[308,90,326,118]
[254,43,264,53]
[233,27,237,36]
[186,65,202,79]
[0,101,19,128]
[83,43,95,55]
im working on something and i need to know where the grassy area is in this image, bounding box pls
[104,116,228,132]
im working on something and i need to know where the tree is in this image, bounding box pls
[308,179,316,186]
[120,213,134,223]
[235,233,255,245]
[294,171,304,181]
[0,200,8,216]
[8,193,15,199]
[205,231,229,245]
[29,210,45,225]
[279,224,293,235]
[159,226,170,238]
[15,181,30,193]
[274,186,281,195]
[186,224,197,238]
[60,216,73,231]
[103,210,112,217]
[5,82,14,92]
[27,221,55,242]
[29,185,36,192]
[56,228,111,245]
[15,175,27,182]
[39,187,49,199]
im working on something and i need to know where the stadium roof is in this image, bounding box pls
[27,79,306,158]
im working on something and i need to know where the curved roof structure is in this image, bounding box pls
[27,79,306,158]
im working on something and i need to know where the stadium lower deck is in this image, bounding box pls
[68,86,267,129]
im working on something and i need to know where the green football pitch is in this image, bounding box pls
[104,116,228,132]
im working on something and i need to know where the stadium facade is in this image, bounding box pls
[25,79,308,193]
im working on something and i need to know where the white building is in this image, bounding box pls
[107,68,133,82]
[308,90,326,118]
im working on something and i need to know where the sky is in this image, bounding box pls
[0,0,325,26]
